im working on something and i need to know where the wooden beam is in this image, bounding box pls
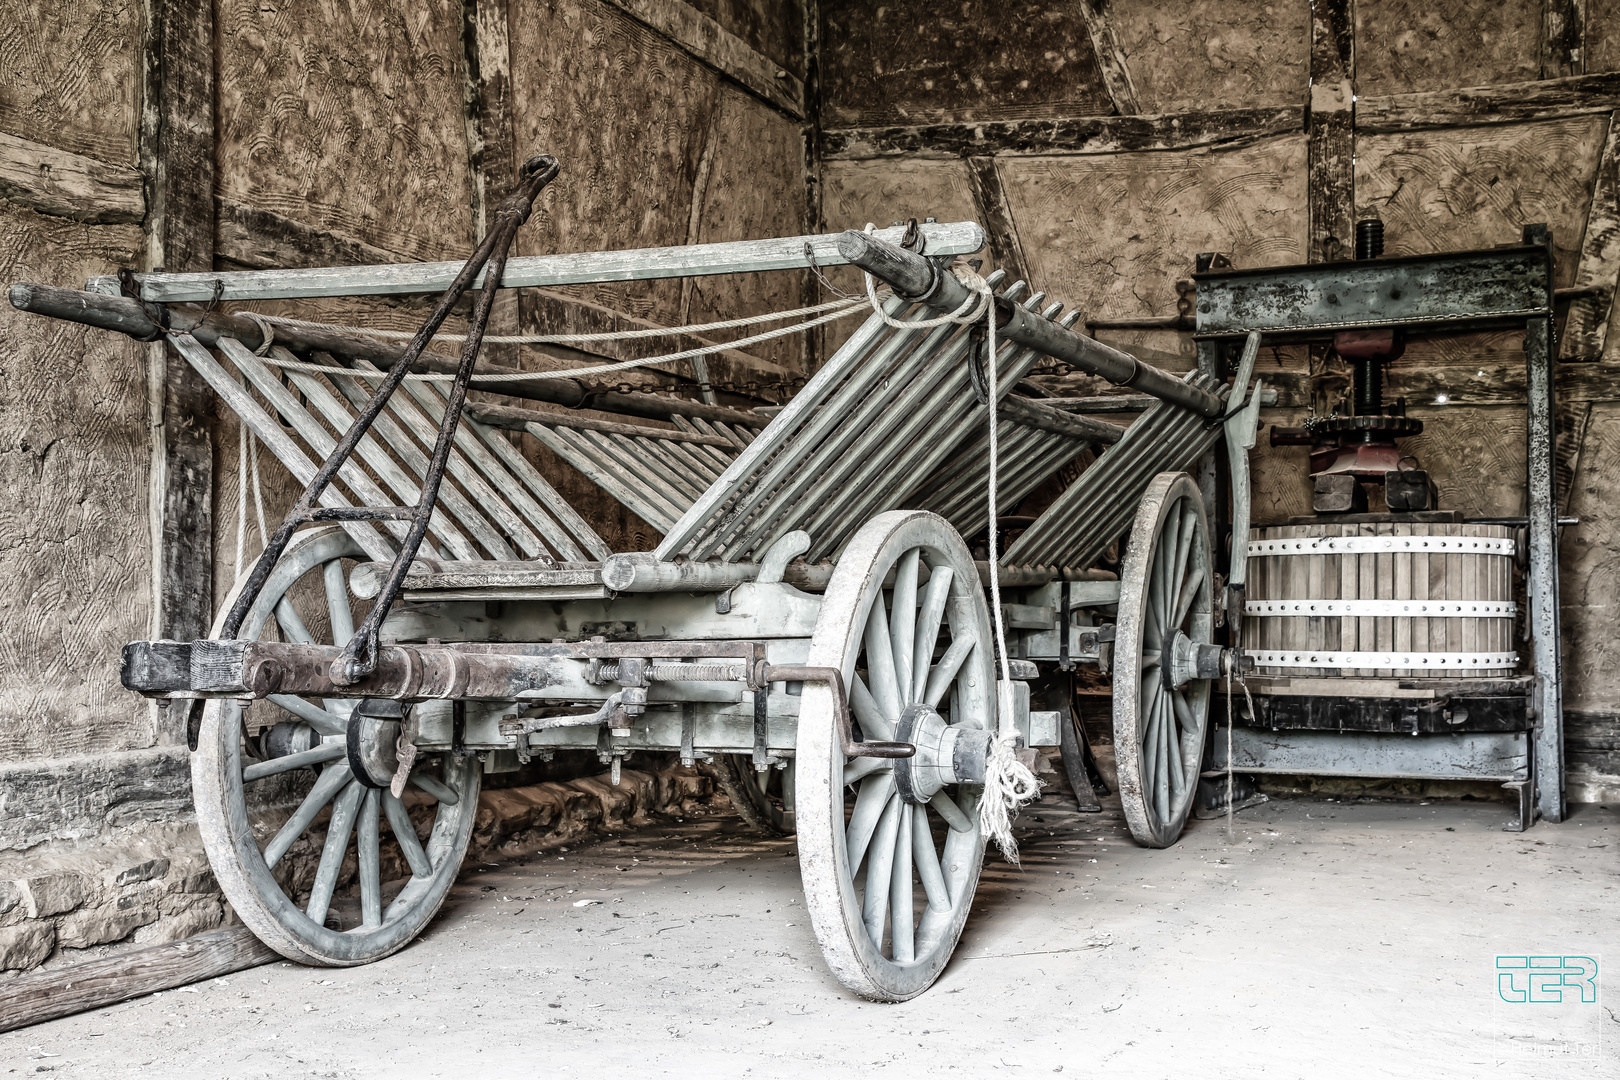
[1076,0,1141,115]
[0,132,145,224]
[215,198,400,271]
[464,400,738,447]
[0,927,276,1034]
[1252,362,1620,408]
[139,0,215,665]
[966,157,1031,286]
[1562,112,1620,362]
[1307,0,1355,265]
[819,106,1304,161]
[93,221,986,301]
[1358,72,1620,132]
[1541,0,1586,79]
[602,0,804,119]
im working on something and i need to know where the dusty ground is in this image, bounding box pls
[4,784,1616,1079]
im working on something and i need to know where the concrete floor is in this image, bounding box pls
[5,785,1616,1079]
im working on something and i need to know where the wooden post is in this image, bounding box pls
[966,157,1031,287]
[1077,0,1142,116]
[1541,0,1586,80]
[1307,0,1355,264]
[463,0,515,240]
[802,0,824,374]
[140,0,215,699]
[0,927,276,1034]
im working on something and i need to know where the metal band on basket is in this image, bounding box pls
[1246,536,1516,556]
[1244,600,1518,618]
[1248,650,1518,670]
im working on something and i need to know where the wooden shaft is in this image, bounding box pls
[464,400,736,448]
[7,281,768,427]
[835,230,1225,417]
[999,394,1125,444]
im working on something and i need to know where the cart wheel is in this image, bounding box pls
[191,527,481,965]
[797,510,992,1001]
[713,754,795,835]
[1113,472,1214,848]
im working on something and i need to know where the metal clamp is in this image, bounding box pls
[758,664,914,760]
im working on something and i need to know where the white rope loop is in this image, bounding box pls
[237,299,866,385]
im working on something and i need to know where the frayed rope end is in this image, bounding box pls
[979,732,1043,864]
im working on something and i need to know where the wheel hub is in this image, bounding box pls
[894,703,992,804]
[346,700,402,788]
[1166,630,1224,690]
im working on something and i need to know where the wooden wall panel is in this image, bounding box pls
[1590,0,1620,74]
[0,0,140,165]
[1355,117,1605,288]
[1355,0,1541,96]
[818,1,1112,128]
[214,0,476,263]
[998,136,1309,363]
[682,87,809,371]
[0,204,151,763]
[509,0,725,325]
[1108,0,1309,114]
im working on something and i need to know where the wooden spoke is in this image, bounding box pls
[846,773,896,872]
[274,597,315,645]
[1140,684,1163,785]
[928,791,974,833]
[263,761,353,869]
[266,694,347,736]
[1169,503,1197,627]
[1140,649,1160,671]
[911,565,954,702]
[842,756,890,786]
[1170,687,1196,734]
[358,788,382,928]
[242,740,345,781]
[1153,694,1172,823]
[1173,562,1207,631]
[862,796,902,946]
[1165,695,1188,801]
[306,781,363,926]
[864,596,902,719]
[409,770,460,806]
[922,633,975,710]
[911,805,951,912]
[383,791,432,879]
[323,559,355,647]
[890,807,915,963]
[851,675,896,741]
[889,548,920,705]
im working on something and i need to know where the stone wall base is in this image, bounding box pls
[0,760,727,979]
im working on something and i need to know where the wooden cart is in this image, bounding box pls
[14,163,1263,999]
